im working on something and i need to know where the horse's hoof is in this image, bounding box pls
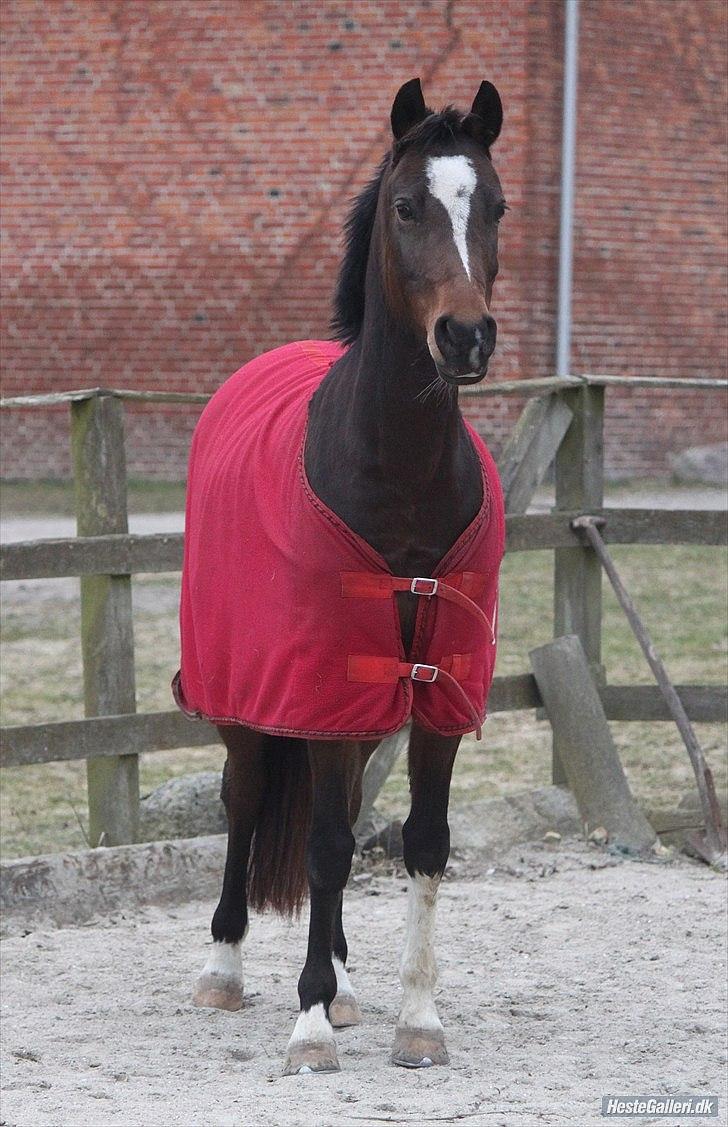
[329,993,362,1028]
[391,1025,449,1068]
[192,973,243,1012]
[283,1040,340,1075]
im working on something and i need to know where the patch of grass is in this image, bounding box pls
[0,748,225,859]
[0,545,726,858]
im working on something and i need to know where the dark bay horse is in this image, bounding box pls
[184,77,506,1074]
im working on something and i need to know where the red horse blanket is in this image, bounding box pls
[174,340,505,739]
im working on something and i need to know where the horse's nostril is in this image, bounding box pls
[434,315,456,354]
[435,314,495,368]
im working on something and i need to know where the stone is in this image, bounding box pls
[448,785,581,858]
[360,818,404,859]
[139,772,227,842]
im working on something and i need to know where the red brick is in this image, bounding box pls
[1,0,726,480]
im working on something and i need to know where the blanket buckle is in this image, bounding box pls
[410,577,438,596]
[410,663,439,682]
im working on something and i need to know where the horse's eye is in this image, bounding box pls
[394,199,414,222]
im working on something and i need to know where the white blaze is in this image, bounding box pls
[425,155,477,279]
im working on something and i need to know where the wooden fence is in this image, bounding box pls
[1,375,726,846]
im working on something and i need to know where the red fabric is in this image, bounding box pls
[174,340,505,739]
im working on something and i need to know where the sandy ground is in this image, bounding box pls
[1,841,726,1127]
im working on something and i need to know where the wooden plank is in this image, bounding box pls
[1,533,184,580]
[578,375,728,391]
[600,684,727,724]
[2,683,724,769]
[1,711,219,768]
[574,515,727,860]
[604,508,728,546]
[486,678,727,720]
[488,678,727,720]
[111,389,210,404]
[465,375,727,398]
[5,376,723,411]
[1,388,108,408]
[464,376,585,398]
[3,510,722,583]
[552,385,605,782]
[1,388,210,408]
[530,636,656,852]
[498,395,574,514]
[506,509,727,552]
[72,396,139,848]
[487,673,542,711]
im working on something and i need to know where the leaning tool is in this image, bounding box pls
[571,514,727,869]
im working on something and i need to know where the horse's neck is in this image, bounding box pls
[305,322,483,575]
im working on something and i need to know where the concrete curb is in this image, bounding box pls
[0,784,700,936]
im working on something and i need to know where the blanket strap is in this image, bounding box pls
[347,655,483,739]
[341,571,495,643]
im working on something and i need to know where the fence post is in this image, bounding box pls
[71,394,138,846]
[552,384,605,784]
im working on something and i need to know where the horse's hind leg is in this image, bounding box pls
[193,724,266,1011]
[284,740,370,1074]
[329,893,362,1028]
[328,739,377,1028]
[391,724,460,1068]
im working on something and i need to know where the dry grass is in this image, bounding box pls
[1,544,726,858]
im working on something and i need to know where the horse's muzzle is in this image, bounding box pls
[432,314,497,382]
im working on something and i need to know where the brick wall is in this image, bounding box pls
[1,0,726,480]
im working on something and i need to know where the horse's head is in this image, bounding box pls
[381,78,505,384]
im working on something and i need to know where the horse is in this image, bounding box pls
[175,77,506,1074]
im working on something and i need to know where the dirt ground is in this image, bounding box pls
[1,841,726,1127]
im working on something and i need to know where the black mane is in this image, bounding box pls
[331,108,479,345]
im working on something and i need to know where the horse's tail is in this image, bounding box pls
[247,735,312,916]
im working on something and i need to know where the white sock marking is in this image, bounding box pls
[288,1001,334,1046]
[397,873,444,1031]
[332,955,355,997]
[426,155,477,279]
[201,939,243,983]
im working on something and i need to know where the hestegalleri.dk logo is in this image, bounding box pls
[601,1095,718,1117]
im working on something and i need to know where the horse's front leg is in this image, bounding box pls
[284,740,370,1075]
[392,724,460,1068]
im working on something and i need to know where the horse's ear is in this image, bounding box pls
[391,78,428,140]
[466,81,503,148]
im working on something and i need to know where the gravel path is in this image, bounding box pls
[1,842,726,1127]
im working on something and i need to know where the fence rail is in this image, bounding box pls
[2,373,726,410]
[3,681,726,771]
[2,510,725,582]
[1,376,727,846]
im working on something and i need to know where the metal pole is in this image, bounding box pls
[556,0,580,378]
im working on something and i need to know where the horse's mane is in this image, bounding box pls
[331,108,476,345]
